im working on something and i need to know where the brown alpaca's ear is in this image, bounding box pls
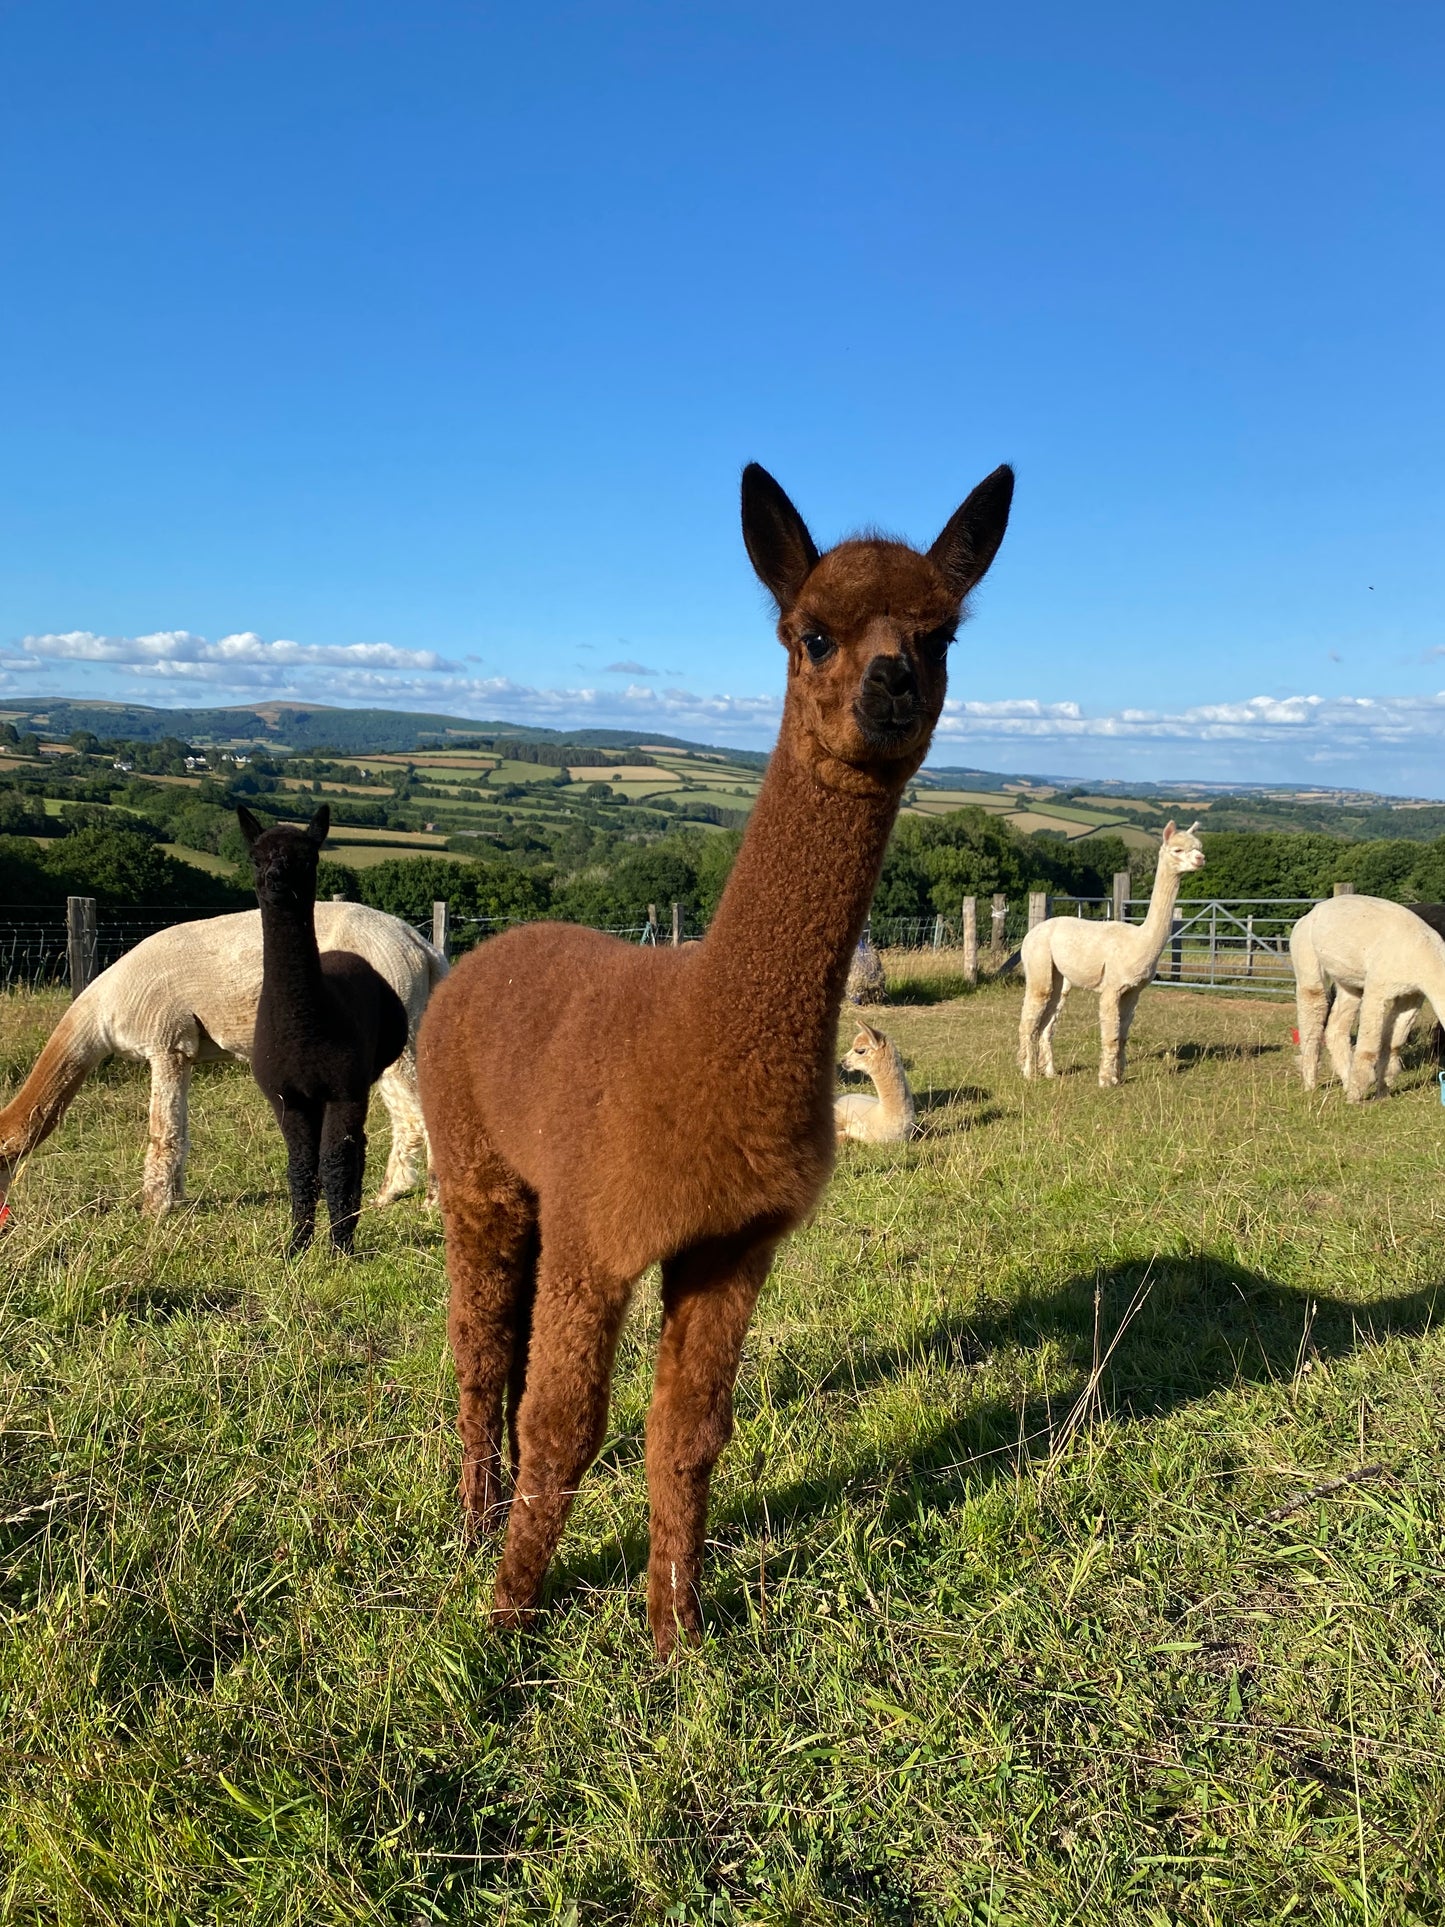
[306,804,331,845]
[236,807,264,848]
[741,463,820,612]
[928,464,1015,599]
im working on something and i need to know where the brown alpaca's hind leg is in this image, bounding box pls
[319,1098,368,1255]
[645,1229,778,1657]
[440,1149,538,1535]
[492,1231,633,1628]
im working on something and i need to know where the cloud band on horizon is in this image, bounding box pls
[10,628,1445,786]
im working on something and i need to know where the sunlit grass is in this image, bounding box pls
[1,979,1443,1922]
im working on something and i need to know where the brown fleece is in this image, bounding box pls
[417,460,1014,1654]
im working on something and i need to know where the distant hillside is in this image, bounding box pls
[0,698,740,759]
[3,698,1437,830]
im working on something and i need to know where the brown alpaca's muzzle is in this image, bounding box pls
[854,653,922,748]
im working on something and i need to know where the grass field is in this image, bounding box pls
[2,975,1444,1923]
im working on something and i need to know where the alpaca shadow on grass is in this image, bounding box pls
[1155,1041,1287,1072]
[881,976,978,1007]
[716,1255,1442,1548]
[544,1253,1443,1618]
[912,1083,993,1111]
[190,1189,286,1212]
[910,1084,1012,1137]
[124,1280,243,1323]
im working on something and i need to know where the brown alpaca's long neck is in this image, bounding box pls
[700,724,900,1073]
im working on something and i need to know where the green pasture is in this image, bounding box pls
[1,975,1443,1923]
[330,843,475,870]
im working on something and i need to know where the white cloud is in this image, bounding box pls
[20,629,445,678]
[12,624,1445,787]
[935,691,1445,748]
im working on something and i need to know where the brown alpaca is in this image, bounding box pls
[416,460,1013,1654]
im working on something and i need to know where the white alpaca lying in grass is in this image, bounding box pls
[1018,821,1206,1088]
[834,1023,916,1143]
[0,903,445,1214]
[1290,894,1445,1102]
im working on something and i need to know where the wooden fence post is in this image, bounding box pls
[431,899,450,960]
[1112,870,1129,923]
[962,896,977,986]
[67,895,96,1000]
[990,893,1007,953]
[932,913,945,949]
[1027,891,1049,932]
[646,903,658,944]
[671,901,682,946]
[1333,881,1355,896]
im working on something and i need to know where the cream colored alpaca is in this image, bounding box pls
[834,1023,916,1143]
[1291,894,1445,1102]
[0,903,445,1213]
[1018,821,1206,1088]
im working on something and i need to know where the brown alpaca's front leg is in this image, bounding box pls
[491,1239,633,1629]
[645,1231,778,1658]
[441,1163,539,1535]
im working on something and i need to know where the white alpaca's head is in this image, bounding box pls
[839,1023,897,1080]
[1158,820,1205,876]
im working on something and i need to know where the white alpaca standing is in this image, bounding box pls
[0,903,445,1214]
[834,1023,916,1143]
[1290,894,1445,1102]
[1018,821,1206,1088]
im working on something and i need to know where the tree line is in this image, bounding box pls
[9,791,1445,933]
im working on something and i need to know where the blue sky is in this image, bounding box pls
[2,1,1442,789]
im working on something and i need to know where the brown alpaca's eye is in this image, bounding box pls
[801,631,836,665]
[918,626,955,665]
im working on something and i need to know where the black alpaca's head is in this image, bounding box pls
[238,805,330,909]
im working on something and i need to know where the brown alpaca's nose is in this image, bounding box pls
[856,653,919,737]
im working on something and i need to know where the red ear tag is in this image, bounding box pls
[0,1202,11,1227]
[1291,1029,1300,1046]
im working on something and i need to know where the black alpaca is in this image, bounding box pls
[240,806,408,1255]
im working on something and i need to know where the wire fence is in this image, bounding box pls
[0,904,240,993]
[0,893,1326,999]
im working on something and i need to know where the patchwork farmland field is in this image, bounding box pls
[2,974,1443,1921]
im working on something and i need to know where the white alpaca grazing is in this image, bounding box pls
[0,903,446,1214]
[1290,894,1445,1102]
[1018,821,1206,1088]
[834,1023,916,1143]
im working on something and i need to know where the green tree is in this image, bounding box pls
[41,827,245,906]
[0,789,48,837]
[357,855,551,927]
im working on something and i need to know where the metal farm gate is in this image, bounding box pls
[1121,897,1316,997]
